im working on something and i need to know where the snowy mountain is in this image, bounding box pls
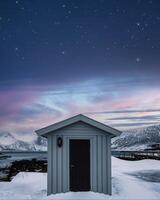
[112,124,160,150]
[34,135,47,151]
[0,131,47,151]
[1,124,160,151]
[0,132,17,146]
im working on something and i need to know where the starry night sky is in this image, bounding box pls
[0,0,160,138]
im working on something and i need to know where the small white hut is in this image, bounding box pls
[35,114,121,195]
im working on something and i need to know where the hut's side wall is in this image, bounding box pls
[47,121,111,195]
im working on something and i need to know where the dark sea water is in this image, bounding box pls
[0,151,47,181]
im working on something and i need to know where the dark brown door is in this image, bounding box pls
[70,139,90,191]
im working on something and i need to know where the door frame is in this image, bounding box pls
[69,139,90,191]
[66,136,93,192]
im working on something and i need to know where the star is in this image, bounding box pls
[136,22,140,27]
[61,51,65,55]
[136,57,141,62]
[62,4,66,8]
[14,47,20,57]
[15,47,19,51]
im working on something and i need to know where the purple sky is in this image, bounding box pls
[0,0,160,137]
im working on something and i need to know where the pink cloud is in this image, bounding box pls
[0,89,39,125]
[0,82,160,134]
[3,111,63,134]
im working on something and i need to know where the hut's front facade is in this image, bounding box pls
[36,114,121,195]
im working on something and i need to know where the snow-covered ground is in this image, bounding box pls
[0,157,160,200]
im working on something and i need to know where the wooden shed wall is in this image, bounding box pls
[47,121,111,195]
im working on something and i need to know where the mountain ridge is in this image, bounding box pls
[0,131,47,151]
[0,124,160,151]
[112,124,160,150]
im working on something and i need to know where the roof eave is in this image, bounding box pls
[35,114,121,137]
